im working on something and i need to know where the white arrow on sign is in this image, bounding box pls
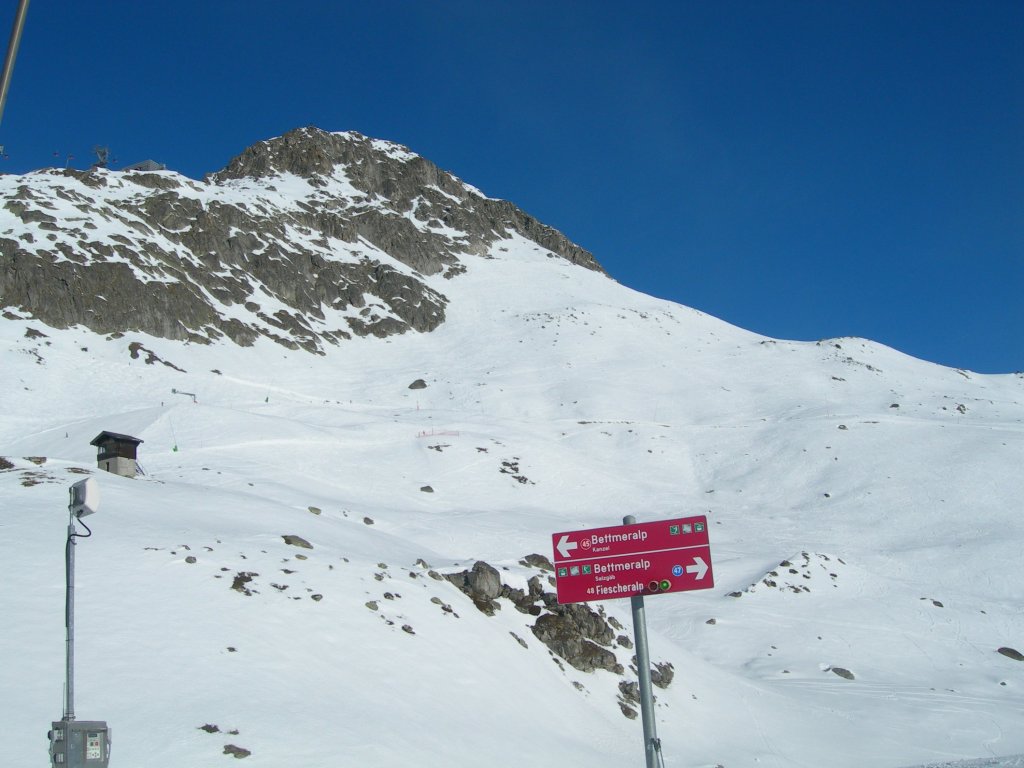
[556,535,578,559]
[686,557,709,580]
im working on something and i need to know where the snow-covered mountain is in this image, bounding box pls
[0,127,598,350]
[1,129,1023,768]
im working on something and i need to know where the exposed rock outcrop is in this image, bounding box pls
[0,127,603,353]
[446,559,634,676]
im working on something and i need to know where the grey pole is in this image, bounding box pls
[624,514,662,768]
[50,479,111,768]
[0,0,30,128]
[64,514,76,721]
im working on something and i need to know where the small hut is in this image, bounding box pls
[90,431,144,478]
[121,159,166,172]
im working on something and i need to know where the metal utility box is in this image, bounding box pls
[49,721,110,767]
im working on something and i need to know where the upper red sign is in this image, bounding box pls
[551,515,714,604]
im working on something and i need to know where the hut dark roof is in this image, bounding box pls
[90,431,144,446]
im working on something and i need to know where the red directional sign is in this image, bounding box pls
[551,515,714,604]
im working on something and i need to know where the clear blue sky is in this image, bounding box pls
[2,1,1021,373]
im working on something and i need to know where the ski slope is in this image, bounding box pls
[2,226,1023,767]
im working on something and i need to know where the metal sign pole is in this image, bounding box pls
[552,514,713,767]
[623,514,662,768]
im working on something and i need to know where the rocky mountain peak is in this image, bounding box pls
[212,127,412,185]
[0,126,604,354]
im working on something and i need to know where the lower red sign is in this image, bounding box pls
[551,516,715,604]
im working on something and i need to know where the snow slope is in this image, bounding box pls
[2,232,1023,767]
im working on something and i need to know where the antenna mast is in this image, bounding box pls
[92,145,110,168]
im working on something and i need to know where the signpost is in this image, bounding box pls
[551,514,713,605]
[551,514,714,768]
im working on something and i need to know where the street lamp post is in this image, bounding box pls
[48,478,111,767]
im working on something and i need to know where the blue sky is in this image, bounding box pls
[1,1,1020,373]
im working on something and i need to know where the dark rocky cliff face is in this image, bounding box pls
[0,127,602,353]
